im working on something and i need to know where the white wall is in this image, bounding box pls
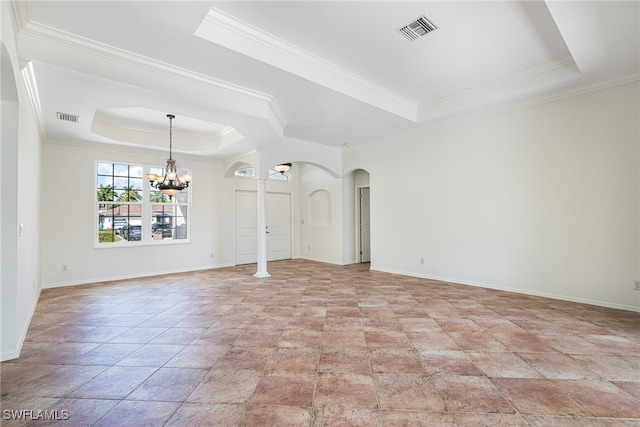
[1,1,43,360]
[40,142,227,287]
[299,163,347,264]
[344,81,640,312]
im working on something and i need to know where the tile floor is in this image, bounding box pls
[1,259,639,426]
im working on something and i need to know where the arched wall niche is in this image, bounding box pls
[308,189,331,226]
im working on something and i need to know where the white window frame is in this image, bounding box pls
[95,160,191,248]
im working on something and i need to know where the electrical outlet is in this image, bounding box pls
[634,281,640,291]
[62,264,68,272]
[420,258,424,265]
[209,252,214,258]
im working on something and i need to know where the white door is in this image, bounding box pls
[360,187,371,262]
[235,191,291,265]
[266,193,291,261]
[236,191,258,265]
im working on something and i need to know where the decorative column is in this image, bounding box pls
[253,178,271,278]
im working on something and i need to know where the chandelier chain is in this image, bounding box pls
[146,113,191,199]
[168,114,175,160]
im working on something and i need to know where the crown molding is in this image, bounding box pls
[10,0,29,32]
[279,136,343,153]
[416,56,580,122]
[19,60,47,142]
[91,110,232,140]
[44,138,222,164]
[357,71,640,150]
[196,7,417,121]
[14,15,288,132]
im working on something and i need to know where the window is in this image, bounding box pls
[96,162,190,245]
[234,165,292,181]
[149,166,189,242]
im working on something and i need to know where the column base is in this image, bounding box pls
[253,272,271,278]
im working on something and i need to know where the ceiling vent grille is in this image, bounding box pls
[398,14,438,42]
[56,112,80,123]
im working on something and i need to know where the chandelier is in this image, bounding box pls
[146,114,192,199]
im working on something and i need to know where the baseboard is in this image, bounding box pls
[371,266,640,313]
[42,263,234,289]
[298,256,349,266]
[0,348,20,361]
[0,287,41,362]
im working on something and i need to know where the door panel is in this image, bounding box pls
[236,191,258,265]
[266,193,291,261]
[235,191,291,265]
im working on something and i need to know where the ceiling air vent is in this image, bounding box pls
[56,112,80,123]
[397,14,438,42]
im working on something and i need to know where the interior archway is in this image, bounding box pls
[1,42,20,359]
[352,169,371,263]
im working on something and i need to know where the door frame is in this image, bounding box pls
[355,185,371,263]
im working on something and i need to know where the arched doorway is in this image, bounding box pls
[353,169,371,263]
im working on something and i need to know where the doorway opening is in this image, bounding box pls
[359,187,371,263]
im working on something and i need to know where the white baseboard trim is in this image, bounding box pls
[297,256,348,266]
[0,348,20,361]
[371,266,640,313]
[1,287,41,362]
[42,263,235,289]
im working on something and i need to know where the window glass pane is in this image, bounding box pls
[235,166,254,178]
[114,164,129,177]
[98,203,125,244]
[131,177,143,190]
[130,166,144,178]
[97,162,113,175]
[150,205,188,240]
[174,191,188,204]
[97,184,115,201]
[97,203,143,243]
[150,190,170,203]
[175,206,188,240]
[118,189,143,202]
[98,227,121,243]
[114,177,130,190]
[97,176,113,188]
[151,205,171,240]
[114,190,125,201]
